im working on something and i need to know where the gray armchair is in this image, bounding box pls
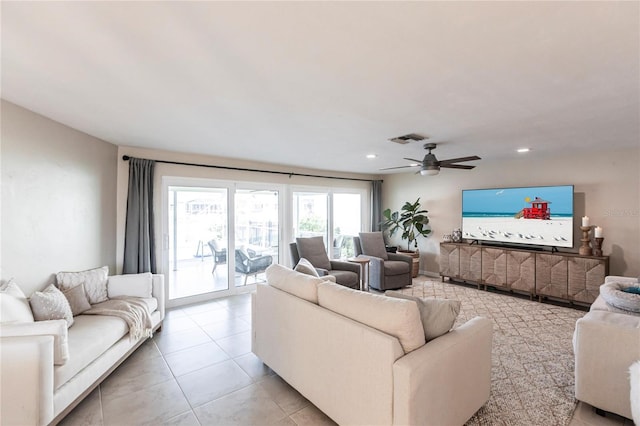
[290,237,360,289]
[353,232,412,291]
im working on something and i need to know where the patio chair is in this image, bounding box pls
[207,239,227,273]
[235,248,273,285]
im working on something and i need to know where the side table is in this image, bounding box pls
[347,257,370,291]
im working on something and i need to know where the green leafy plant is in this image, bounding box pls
[381,198,431,251]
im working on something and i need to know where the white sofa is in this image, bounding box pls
[252,265,493,426]
[0,273,165,426]
[574,275,640,420]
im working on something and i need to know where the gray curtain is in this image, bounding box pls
[123,158,156,274]
[371,180,383,231]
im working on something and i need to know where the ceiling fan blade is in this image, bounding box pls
[438,155,481,165]
[379,165,420,171]
[440,164,476,170]
[402,157,424,163]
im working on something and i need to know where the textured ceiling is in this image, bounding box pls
[2,1,638,175]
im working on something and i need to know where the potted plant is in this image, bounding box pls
[381,198,431,277]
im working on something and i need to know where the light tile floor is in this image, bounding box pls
[59,293,337,426]
[60,293,635,426]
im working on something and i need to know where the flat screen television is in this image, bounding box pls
[461,185,574,248]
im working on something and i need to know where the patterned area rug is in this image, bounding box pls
[398,277,585,426]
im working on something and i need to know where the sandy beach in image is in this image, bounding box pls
[462,217,573,247]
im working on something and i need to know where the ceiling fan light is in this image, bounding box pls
[420,168,439,176]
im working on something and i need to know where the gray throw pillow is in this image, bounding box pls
[30,284,74,328]
[296,237,332,271]
[358,232,389,260]
[386,291,461,341]
[62,283,92,316]
[294,258,320,277]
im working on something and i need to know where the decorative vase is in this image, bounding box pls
[452,228,462,243]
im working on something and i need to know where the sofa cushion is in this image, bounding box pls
[30,284,74,328]
[386,291,461,341]
[54,314,128,389]
[266,263,329,304]
[57,266,109,305]
[0,279,34,323]
[108,273,153,299]
[318,281,425,353]
[384,260,410,276]
[358,232,388,260]
[62,283,91,316]
[0,319,69,365]
[296,237,332,271]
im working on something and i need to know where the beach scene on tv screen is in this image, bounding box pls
[462,186,573,248]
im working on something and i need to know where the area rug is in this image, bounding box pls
[399,277,585,426]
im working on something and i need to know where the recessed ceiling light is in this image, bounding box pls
[366,154,377,159]
[517,148,531,153]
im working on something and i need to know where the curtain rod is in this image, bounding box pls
[122,155,381,183]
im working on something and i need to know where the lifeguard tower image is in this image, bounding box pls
[515,197,551,220]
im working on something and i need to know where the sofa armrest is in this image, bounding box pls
[1,335,55,426]
[574,310,640,419]
[356,255,385,282]
[388,252,413,266]
[393,316,493,426]
[329,260,360,275]
[152,274,165,321]
[0,320,69,365]
[605,276,638,285]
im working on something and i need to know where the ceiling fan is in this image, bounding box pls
[381,143,481,176]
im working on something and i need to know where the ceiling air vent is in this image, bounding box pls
[388,133,427,144]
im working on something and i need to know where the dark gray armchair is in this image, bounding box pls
[353,232,412,291]
[290,237,360,289]
[235,248,273,285]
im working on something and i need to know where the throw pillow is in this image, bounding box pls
[296,237,332,271]
[62,283,91,316]
[386,291,461,341]
[0,279,35,323]
[294,258,320,277]
[56,266,108,305]
[30,284,74,327]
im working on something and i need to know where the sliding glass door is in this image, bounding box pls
[292,189,363,261]
[163,179,284,307]
[167,186,229,301]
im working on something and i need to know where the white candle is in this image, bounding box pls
[582,216,590,227]
[595,226,603,238]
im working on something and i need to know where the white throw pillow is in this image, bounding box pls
[266,263,328,304]
[0,319,70,365]
[294,258,320,277]
[386,291,461,341]
[318,281,426,353]
[0,279,35,324]
[631,361,640,425]
[108,273,153,299]
[57,266,108,305]
[29,284,74,328]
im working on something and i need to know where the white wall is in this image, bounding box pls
[382,148,640,277]
[115,146,375,274]
[1,101,118,295]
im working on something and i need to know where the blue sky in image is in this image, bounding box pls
[463,186,573,215]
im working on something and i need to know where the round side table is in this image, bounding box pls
[347,257,370,291]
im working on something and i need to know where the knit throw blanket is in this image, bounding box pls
[84,297,153,341]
